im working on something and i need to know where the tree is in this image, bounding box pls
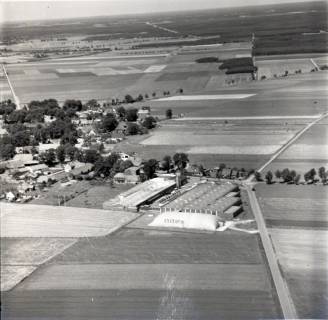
[85,99,99,110]
[94,153,119,177]
[65,144,78,161]
[309,168,316,180]
[281,168,291,183]
[125,94,134,104]
[101,113,118,132]
[255,171,262,181]
[116,106,126,119]
[219,163,226,170]
[12,130,30,147]
[84,149,100,164]
[265,171,273,184]
[142,159,158,180]
[127,122,139,135]
[173,153,189,169]
[56,145,66,163]
[136,94,143,102]
[126,108,138,122]
[294,174,301,184]
[145,93,149,99]
[142,116,156,129]
[162,155,171,172]
[152,92,156,98]
[40,149,56,166]
[166,109,173,119]
[275,169,282,180]
[0,143,15,160]
[318,166,326,182]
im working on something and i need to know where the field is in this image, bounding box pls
[255,56,319,79]
[266,119,328,175]
[0,203,139,237]
[270,229,328,318]
[2,226,282,319]
[256,184,328,318]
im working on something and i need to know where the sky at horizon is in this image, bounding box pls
[1,0,321,22]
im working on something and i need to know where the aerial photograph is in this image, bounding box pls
[0,0,327,319]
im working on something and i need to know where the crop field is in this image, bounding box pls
[255,57,316,79]
[269,228,328,318]
[1,238,76,291]
[1,203,139,238]
[266,120,328,174]
[257,184,328,227]
[2,227,282,319]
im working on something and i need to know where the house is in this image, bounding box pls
[44,115,56,123]
[15,146,34,154]
[27,163,49,173]
[115,121,128,135]
[185,164,204,177]
[231,169,238,179]
[113,172,125,184]
[220,168,232,179]
[124,166,141,184]
[38,141,60,153]
[137,106,151,120]
[207,168,220,179]
[6,191,16,202]
[12,154,39,166]
[70,163,93,176]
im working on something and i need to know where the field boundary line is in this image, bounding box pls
[246,186,297,319]
[173,115,320,121]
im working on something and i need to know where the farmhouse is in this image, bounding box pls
[137,106,151,120]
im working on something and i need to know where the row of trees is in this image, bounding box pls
[258,167,328,184]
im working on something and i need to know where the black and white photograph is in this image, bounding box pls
[0,0,327,319]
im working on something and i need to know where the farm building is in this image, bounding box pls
[103,176,176,211]
[137,106,151,120]
[160,181,242,220]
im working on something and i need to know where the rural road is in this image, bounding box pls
[2,64,20,109]
[246,111,328,183]
[174,115,321,121]
[245,185,297,319]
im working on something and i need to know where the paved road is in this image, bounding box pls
[246,185,297,319]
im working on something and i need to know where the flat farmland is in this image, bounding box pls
[255,57,317,79]
[269,228,328,318]
[116,119,301,169]
[2,228,282,319]
[257,184,328,228]
[266,120,328,174]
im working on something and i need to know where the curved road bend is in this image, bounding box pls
[246,186,297,319]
